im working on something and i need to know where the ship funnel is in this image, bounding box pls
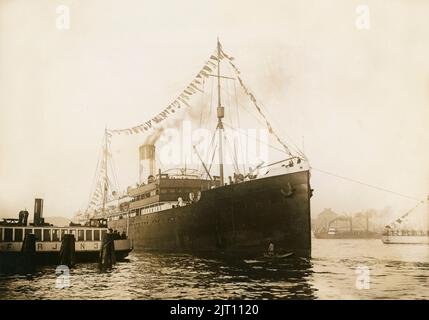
[139,144,156,184]
[33,198,44,226]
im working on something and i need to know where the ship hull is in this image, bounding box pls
[0,239,132,270]
[109,170,312,257]
[314,231,380,239]
[381,235,429,245]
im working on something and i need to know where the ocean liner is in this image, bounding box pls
[82,40,312,257]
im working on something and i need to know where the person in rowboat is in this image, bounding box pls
[267,241,275,256]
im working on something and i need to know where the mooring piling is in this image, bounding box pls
[59,234,76,267]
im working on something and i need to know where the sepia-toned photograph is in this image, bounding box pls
[0,0,428,305]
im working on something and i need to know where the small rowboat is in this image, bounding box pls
[244,252,294,264]
[262,252,294,259]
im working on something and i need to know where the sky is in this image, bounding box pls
[0,0,428,220]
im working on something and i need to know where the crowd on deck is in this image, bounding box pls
[108,229,127,239]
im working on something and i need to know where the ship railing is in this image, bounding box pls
[258,156,306,170]
[383,229,429,236]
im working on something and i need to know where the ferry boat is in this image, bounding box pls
[381,230,429,245]
[83,40,313,258]
[0,199,132,267]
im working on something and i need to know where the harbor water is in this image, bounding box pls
[1,238,428,299]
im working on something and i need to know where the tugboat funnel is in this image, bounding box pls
[33,198,44,226]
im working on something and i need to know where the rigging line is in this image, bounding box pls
[253,104,302,157]
[205,77,217,172]
[203,123,219,177]
[225,91,291,157]
[394,201,425,223]
[86,154,101,211]
[199,77,214,175]
[233,78,246,174]
[252,95,306,158]
[208,75,214,127]
[88,149,101,193]
[196,77,208,172]
[387,201,425,229]
[86,134,105,211]
[108,154,119,193]
[223,122,289,156]
[108,53,215,135]
[107,159,115,192]
[107,176,115,195]
[111,156,119,193]
[199,77,206,128]
[205,77,212,126]
[224,89,268,129]
[224,58,297,157]
[196,77,214,173]
[312,167,423,202]
[197,77,210,174]
[225,73,232,126]
[224,124,274,164]
[221,103,240,173]
[224,87,294,157]
[205,132,218,177]
[194,126,216,177]
[107,141,120,192]
[224,134,240,173]
[207,144,218,177]
[203,124,218,167]
[233,138,239,173]
[226,83,238,168]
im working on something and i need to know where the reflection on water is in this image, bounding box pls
[1,239,428,299]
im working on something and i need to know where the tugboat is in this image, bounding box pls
[0,198,132,268]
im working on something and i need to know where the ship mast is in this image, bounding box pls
[216,38,225,186]
[102,128,108,216]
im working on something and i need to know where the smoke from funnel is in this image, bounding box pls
[144,102,203,145]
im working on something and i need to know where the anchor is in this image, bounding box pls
[280,182,295,198]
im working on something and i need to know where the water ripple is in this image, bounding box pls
[1,239,429,299]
